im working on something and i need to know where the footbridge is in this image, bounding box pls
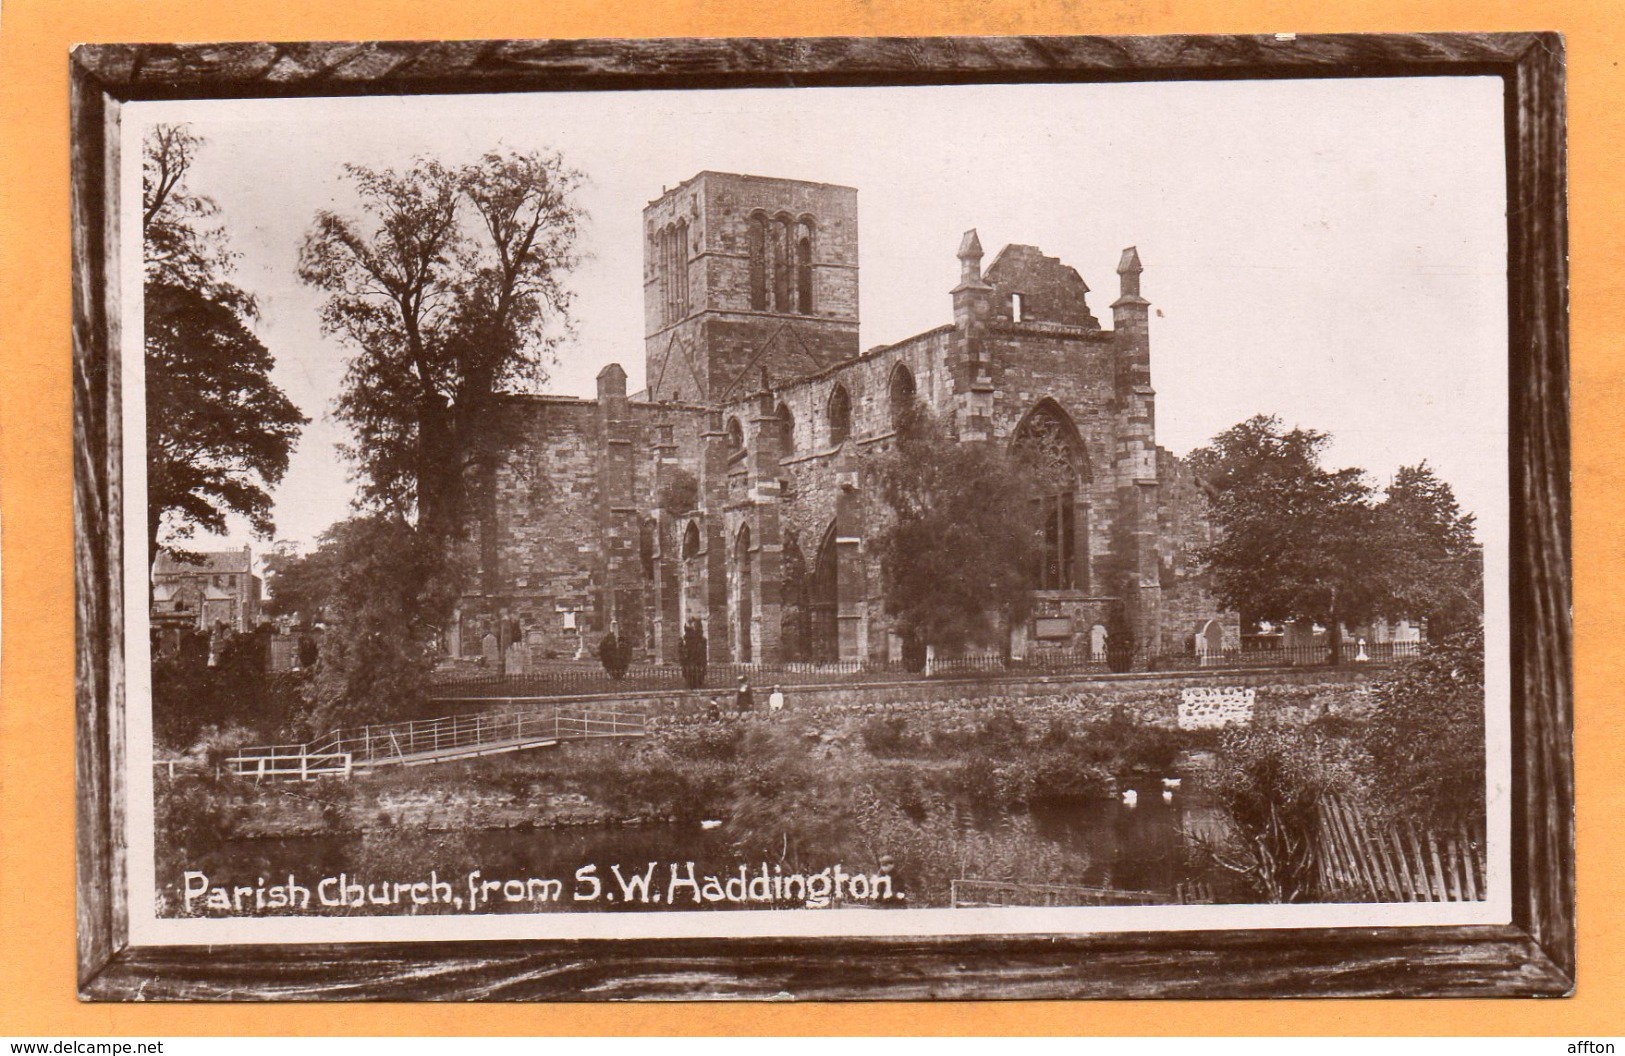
[223,706,645,780]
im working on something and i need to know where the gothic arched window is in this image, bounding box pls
[725,416,745,458]
[810,522,840,662]
[747,213,767,311]
[1012,399,1090,591]
[888,363,917,429]
[683,521,701,560]
[656,219,689,323]
[780,531,810,661]
[735,524,754,663]
[775,402,796,455]
[827,384,852,447]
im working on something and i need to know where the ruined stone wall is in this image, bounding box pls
[985,326,1126,596]
[473,171,1242,670]
[728,328,956,661]
[1153,446,1239,654]
[983,243,1102,330]
[462,395,707,664]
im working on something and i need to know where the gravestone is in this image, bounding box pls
[1178,686,1256,729]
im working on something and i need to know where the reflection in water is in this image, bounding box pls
[163,785,1237,916]
[1026,781,1232,899]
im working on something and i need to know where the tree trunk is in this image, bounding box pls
[147,505,161,581]
[416,397,456,540]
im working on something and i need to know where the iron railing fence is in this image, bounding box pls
[429,640,1425,701]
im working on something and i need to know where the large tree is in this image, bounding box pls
[262,516,454,730]
[1375,462,1483,638]
[867,409,1041,657]
[297,150,584,541]
[143,124,306,563]
[145,283,306,560]
[1188,415,1385,663]
[143,124,248,308]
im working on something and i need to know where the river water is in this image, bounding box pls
[165,777,1235,917]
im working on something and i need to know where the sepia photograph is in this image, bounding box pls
[68,34,1571,998]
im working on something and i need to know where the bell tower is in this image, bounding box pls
[643,172,860,404]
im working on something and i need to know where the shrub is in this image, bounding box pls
[900,635,928,674]
[860,714,919,757]
[1362,629,1486,831]
[978,711,1027,753]
[1105,603,1135,673]
[598,630,632,679]
[1201,721,1367,903]
[678,618,708,689]
[995,750,1115,803]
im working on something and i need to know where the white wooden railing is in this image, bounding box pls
[222,706,645,780]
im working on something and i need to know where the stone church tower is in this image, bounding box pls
[643,172,860,404]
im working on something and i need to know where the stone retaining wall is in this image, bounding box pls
[466,666,1381,731]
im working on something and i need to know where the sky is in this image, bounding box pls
[125,76,1509,557]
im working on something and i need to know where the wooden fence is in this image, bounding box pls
[1316,795,1486,902]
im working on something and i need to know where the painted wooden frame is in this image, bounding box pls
[73,33,1572,1001]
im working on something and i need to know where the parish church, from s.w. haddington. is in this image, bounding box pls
[449,170,1238,669]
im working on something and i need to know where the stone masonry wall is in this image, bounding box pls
[462,666,1382,731]
[465,395,709,663]
[643,172,861,403]
[1154,447,1238,654]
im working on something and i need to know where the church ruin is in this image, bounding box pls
[450,171,1237,668]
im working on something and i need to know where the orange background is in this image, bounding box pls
[1,0,1618,1037]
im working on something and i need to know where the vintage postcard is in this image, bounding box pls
[117,69,1512,952]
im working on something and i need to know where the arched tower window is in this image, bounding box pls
[796,217,815,314]
[660,224,670,323]
[725,416,745,458]
[1012,399,1090,591]
[670,223,681,323]
[746,210,818,315]
[659,223,675,324]
[747,213,767,311]
[772,213,794,312]
[674,218,689,319]
[888,363,918,429]
[827,384,852,447]
[683,521,701,560]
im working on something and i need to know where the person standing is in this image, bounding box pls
[735,677,755,712]
[768,685,785,713]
